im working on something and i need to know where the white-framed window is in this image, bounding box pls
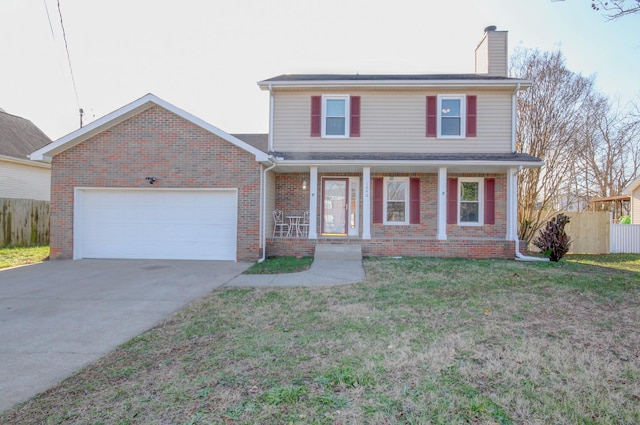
[438,95,466,138]
[459,177,483,225]
[322,95,350,138]
[384,177,409,225]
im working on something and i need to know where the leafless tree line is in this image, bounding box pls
[511,49,640,241]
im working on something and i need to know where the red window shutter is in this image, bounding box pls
[447,178,458,224]
[410,178,420,224]
[373,177,383,224]
[311,96,321,137]
[466,95,477,137]
[484,178,495,225]
[350,96,361,137]
[426,96,437,137]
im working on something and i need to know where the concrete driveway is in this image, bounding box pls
[0,259,250,413]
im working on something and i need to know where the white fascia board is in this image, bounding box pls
[0,154,51,169]
[29,93,269,163]
[258,79,533,91]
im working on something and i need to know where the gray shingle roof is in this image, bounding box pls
[0,111,51,159]
[231,133,269,153]
[261,74,522,83]
[274,151,542,163]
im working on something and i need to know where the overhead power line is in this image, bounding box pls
[55,0,82,122]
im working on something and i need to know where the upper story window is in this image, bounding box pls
[311,95,361,138]
[323,95,349,137]
[438,95,465,137]
[426,95,477,139]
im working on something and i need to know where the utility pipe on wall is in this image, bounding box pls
[259,157,277,263]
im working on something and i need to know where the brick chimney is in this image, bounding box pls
[475,26,508,77]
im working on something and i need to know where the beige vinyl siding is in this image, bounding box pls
[475,31,508,77]
[272,90,513,153]
[0,159,51,201]
[633,187,640,224]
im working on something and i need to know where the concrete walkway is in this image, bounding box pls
[226,244,366,287]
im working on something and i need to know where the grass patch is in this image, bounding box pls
[2,255,640,424]
[243,256,313,274]
[0,245,49,269]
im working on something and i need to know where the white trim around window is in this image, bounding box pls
[437,94,466,139]
[458,177,484,226]
[322,95,350,138]
[383,177,409,225]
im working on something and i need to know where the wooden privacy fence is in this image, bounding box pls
[0,198,49,247]
[564,211,610,254]
[610,224,640,253]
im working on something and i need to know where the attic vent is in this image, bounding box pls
[484,25,497,32]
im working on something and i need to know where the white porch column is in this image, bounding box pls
[362,167,371,239]
[309,166,318,239]
[437,167,448,240]
[506,167,517,241]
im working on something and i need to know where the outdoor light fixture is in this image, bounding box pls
[146,177,157,184]
[302,179,308,190]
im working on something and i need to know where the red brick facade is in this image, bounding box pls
[49,106,262,261]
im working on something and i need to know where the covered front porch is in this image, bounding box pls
[264,161,523,259]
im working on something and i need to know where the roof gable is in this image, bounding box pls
[29,94,269,163]
[0,111,51,159]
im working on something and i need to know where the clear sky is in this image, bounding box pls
[1,0,638,141]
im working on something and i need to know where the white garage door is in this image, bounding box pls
[75,189,237,260]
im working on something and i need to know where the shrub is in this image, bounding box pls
[532,213,572,262]
[619,215,631,224]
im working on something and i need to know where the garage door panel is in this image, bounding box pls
[76,189,237,260]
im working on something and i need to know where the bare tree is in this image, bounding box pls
[591,0,640,19]
[511,49,597,242]
[573,97,640,199]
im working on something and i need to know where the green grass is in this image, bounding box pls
[243,256,313,274]
[0,245,49,269]
[2,254,640,424]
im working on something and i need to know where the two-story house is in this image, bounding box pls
[259,27,542,259]
[30,27,542,261]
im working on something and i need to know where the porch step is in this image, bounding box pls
[314,244,362,260]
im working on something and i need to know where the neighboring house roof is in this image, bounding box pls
[623,175,640,194]
[258,74,532,89]
[0,110,51,160]
[29,94,271,163]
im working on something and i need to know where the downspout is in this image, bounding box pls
[511,83,520,153]
[510,83,546,261]
[512,168,548,262]
[268,84,274,153]
[259,157,277,263]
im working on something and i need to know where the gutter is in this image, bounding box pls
[259,156,277,263]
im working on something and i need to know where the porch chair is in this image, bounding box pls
[272,209,289,237]
[298,210,310,237]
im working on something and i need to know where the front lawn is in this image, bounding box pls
[2,255,640,424]
[0,245,49,269]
